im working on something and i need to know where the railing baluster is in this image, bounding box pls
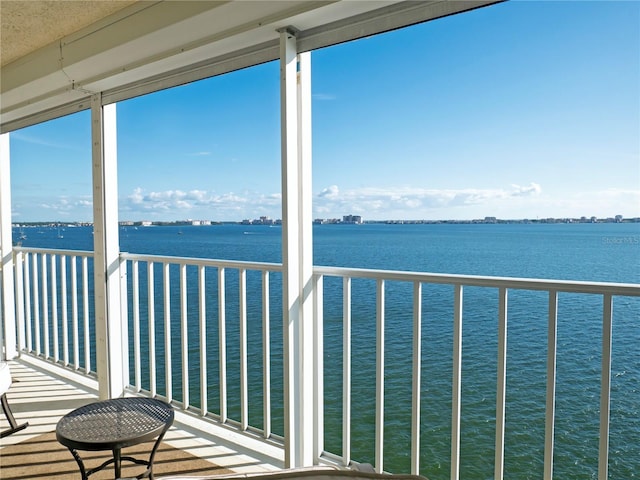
[61,255,68,366]
[451,284,463,480]
[82,256,90,373]
[132,260,141,392]
[14,251,25,352]
[163,262,172,402]
[71,255,79,370]
[313,273,323,461]
[411,281,422,475]
[120,255,129,389]
[51,254,59,362]
[24,253,34,352]
[495,287,508,480]
[599,294,613,480]
[544,290,558,480]
[42,253,49,359]
[262,270,271,438]
[219,267,227,422]
[180,263,189,409]
[239,268,248,430]
[375,278,385,473]
[32,253,40,355]
[24,253,32,352]
[343,276,352,467]
[199,265,207,416]
[148,262,156,398]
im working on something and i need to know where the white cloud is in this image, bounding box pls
[38,196,93,215]
[318,185,339,198]
[556,188,640,217]
[13,183,637,223]
[120,187,280,220]
[313,183,547,219]
[510,182,542,196]
[129,187,144,204]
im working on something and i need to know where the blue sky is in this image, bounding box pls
[9,1,640,222]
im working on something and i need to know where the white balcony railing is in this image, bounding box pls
[13,248,95,373]
[9,246,640,479]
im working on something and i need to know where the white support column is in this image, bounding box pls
[0,133,17,359]
[280,27,316,468]
[92,95,125,399]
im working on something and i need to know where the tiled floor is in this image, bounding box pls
[0,358,284,475]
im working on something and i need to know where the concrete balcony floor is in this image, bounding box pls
[0,358,284,479]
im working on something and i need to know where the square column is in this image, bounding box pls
[92,95,127,399]
[280,27,318,468]
[0,133,17,359]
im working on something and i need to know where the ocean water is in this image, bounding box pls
[14,222,640,479]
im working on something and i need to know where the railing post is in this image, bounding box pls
[314,274,324,463]
[92,95,126,399]
[495,287,508,480]
[375,279,386,473]
[451,284,463,480]
[342,276,352,467]
[598,294,613,480]
[411,281,422,475]
[0,132,18,360]
[280,26,316,468]
[544,290,558,480]
[119,255,129,388]
[14,252,25,353]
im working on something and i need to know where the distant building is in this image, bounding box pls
[185,219,211,225]
[258,216,274,225]
[484,216,497,224]
[342,215,363,224]
[243,216,278,225]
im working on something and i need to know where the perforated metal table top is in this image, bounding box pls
[56,397,174,451]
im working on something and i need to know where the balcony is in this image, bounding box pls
[2,246,638,479]
[1,2,638,479]
[0,359,283,479]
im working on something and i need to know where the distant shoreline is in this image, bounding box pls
[12,216,640,227]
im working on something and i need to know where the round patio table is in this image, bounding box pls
[56,397,174,480]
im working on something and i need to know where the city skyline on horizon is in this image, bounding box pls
[12,212,637,226]
[8,1,639,223]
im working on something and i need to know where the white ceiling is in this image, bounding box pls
[0,0,499,132]
[0,1,138,67]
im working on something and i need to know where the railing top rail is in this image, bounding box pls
[313,265,640,296]
[120,251,283,272]
[12,246,639,296]
[14,247,94,257]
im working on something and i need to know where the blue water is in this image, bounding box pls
[14,223,640,479]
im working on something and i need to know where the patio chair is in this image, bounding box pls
[0,362,29,438]
[150,465,430,480]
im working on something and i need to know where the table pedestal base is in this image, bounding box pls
[67,431,167,480]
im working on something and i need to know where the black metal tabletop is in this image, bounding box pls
[56,397,174,451]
